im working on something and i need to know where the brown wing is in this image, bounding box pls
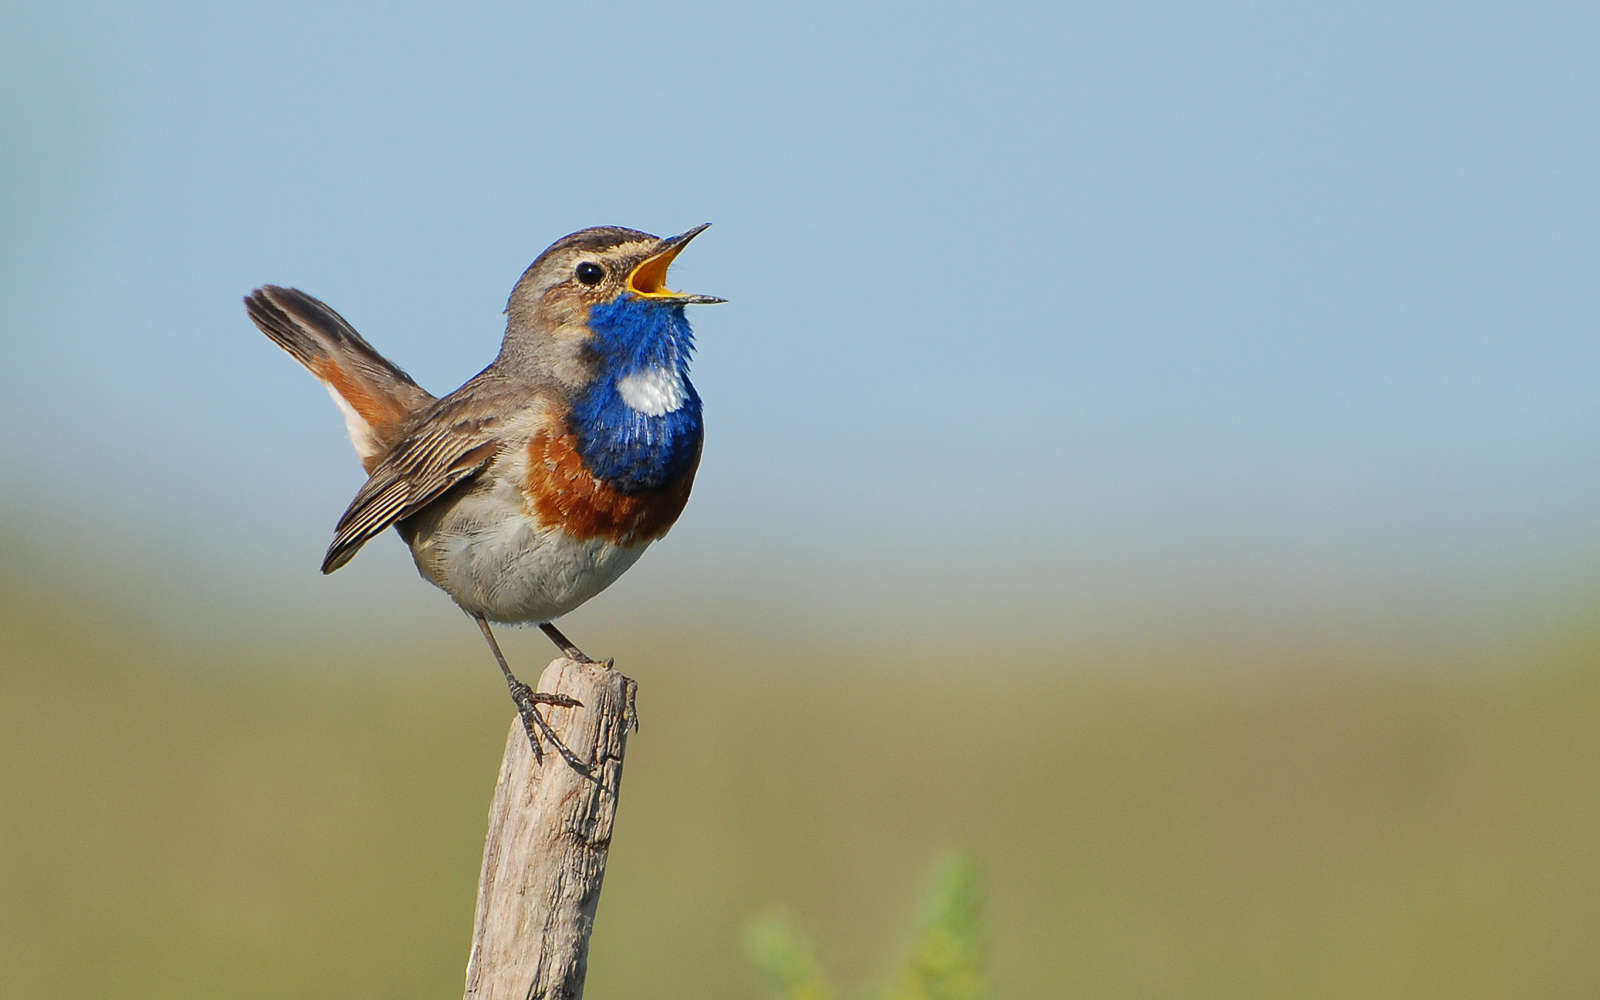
[320,398,502,573]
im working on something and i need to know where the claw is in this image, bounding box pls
[623,676,640,733]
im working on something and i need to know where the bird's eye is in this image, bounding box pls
[575,262,605,285]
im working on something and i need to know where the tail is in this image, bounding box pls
[245,285,435,471]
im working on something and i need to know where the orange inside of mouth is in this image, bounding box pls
[626,243,685,297]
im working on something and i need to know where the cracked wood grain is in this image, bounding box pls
[462,657,638,1000]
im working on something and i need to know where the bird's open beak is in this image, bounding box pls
[627,223,726,304]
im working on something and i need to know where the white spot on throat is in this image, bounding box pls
[616,366,686,417]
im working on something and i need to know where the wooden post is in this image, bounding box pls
[462,657,638,1000]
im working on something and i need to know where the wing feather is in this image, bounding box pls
[320,407,502,573]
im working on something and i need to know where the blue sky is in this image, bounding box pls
[3,1,1596,638]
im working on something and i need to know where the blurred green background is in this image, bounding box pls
[4,560,1598,997]
[4,1,1599,997]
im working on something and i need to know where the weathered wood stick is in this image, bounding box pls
[462,657,638,1000]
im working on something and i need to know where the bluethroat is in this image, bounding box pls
[245,225,722,757]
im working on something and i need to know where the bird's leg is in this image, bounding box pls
[474,614,582,764]
[536,620,633,729]
[539,621,599,664]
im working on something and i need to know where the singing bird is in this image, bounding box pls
[245,225,722,754]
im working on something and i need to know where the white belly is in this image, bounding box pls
[407,486,650,624]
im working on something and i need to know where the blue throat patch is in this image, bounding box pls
[570,296,703,494]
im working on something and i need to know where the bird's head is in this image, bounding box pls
[502,224,722,388]
[501,225,720,490]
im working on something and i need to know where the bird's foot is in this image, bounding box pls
[505,676,584,766]
[622,672,640,733]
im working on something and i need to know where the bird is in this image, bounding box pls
[244,224,722,757]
